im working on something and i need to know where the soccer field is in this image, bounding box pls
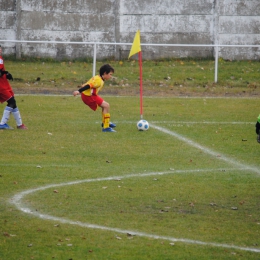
[0,95,259,259]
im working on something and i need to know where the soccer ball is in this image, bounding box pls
[137,119,149,131]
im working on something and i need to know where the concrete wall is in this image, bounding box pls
[0,0,259,60]
[218,0,260,59]
[119,0,217,59]
[0,0,16,47]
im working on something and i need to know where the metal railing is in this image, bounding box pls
[1,40,260,83]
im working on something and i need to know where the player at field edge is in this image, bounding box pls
[73,64,116,132]
[0,45,27,130]
[255,114,260,143]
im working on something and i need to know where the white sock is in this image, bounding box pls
[12,107,23,126]
[0,106,12,125]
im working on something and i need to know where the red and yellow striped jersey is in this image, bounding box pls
[81,75,104,96]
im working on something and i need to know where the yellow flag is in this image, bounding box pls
[128,30,141,59]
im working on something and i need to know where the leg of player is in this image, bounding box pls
[256,120,260,143]
[0,106,13,129]
[100,101,116,132]
[12,107,28,129]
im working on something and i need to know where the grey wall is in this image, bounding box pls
[0,0,259,60]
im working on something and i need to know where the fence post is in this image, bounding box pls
[92,43,97,77]
[214,45,219,83]
[15,0,22,58]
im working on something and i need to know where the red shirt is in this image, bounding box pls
[0,55,14,102]
[0,55,9,84]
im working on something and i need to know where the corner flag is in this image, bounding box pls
[128,30,143,118]
[128,30,141,58]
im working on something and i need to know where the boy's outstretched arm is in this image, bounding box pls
[73,84,90,96]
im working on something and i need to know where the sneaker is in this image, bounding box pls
[257,134,260,143]
[17,124,28,130]
[0,123,14,130]
[102,127,116,132]
[101,122,116,128]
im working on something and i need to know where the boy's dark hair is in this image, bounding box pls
[99,64,114,76]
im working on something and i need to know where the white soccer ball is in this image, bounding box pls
[137,119,149,131]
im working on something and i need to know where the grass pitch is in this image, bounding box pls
[0,95,259,259]
[5,58,260,97]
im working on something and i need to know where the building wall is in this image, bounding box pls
[0,0,259,60]
[218,0,260,59]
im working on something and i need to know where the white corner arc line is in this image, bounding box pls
[150,123,260,175]
[10,168,260,253]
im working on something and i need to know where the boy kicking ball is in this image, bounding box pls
[73,64,116,132]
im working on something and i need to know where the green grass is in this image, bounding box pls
[0,95,260,259]
[4,58,260,96]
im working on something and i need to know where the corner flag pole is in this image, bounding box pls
[128,30,143,119]
[138,51,143,118]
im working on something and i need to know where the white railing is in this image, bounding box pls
[1,40,260,83]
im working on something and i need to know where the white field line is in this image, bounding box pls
[95,120,254,125]
[8,122,260,253]
[150,123,260,175]
[10,168,260,253]
[150,121,254,125]
[0,163,89,168]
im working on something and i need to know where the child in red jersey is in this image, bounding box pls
[73,64,116,132]
[0,45,27,130]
